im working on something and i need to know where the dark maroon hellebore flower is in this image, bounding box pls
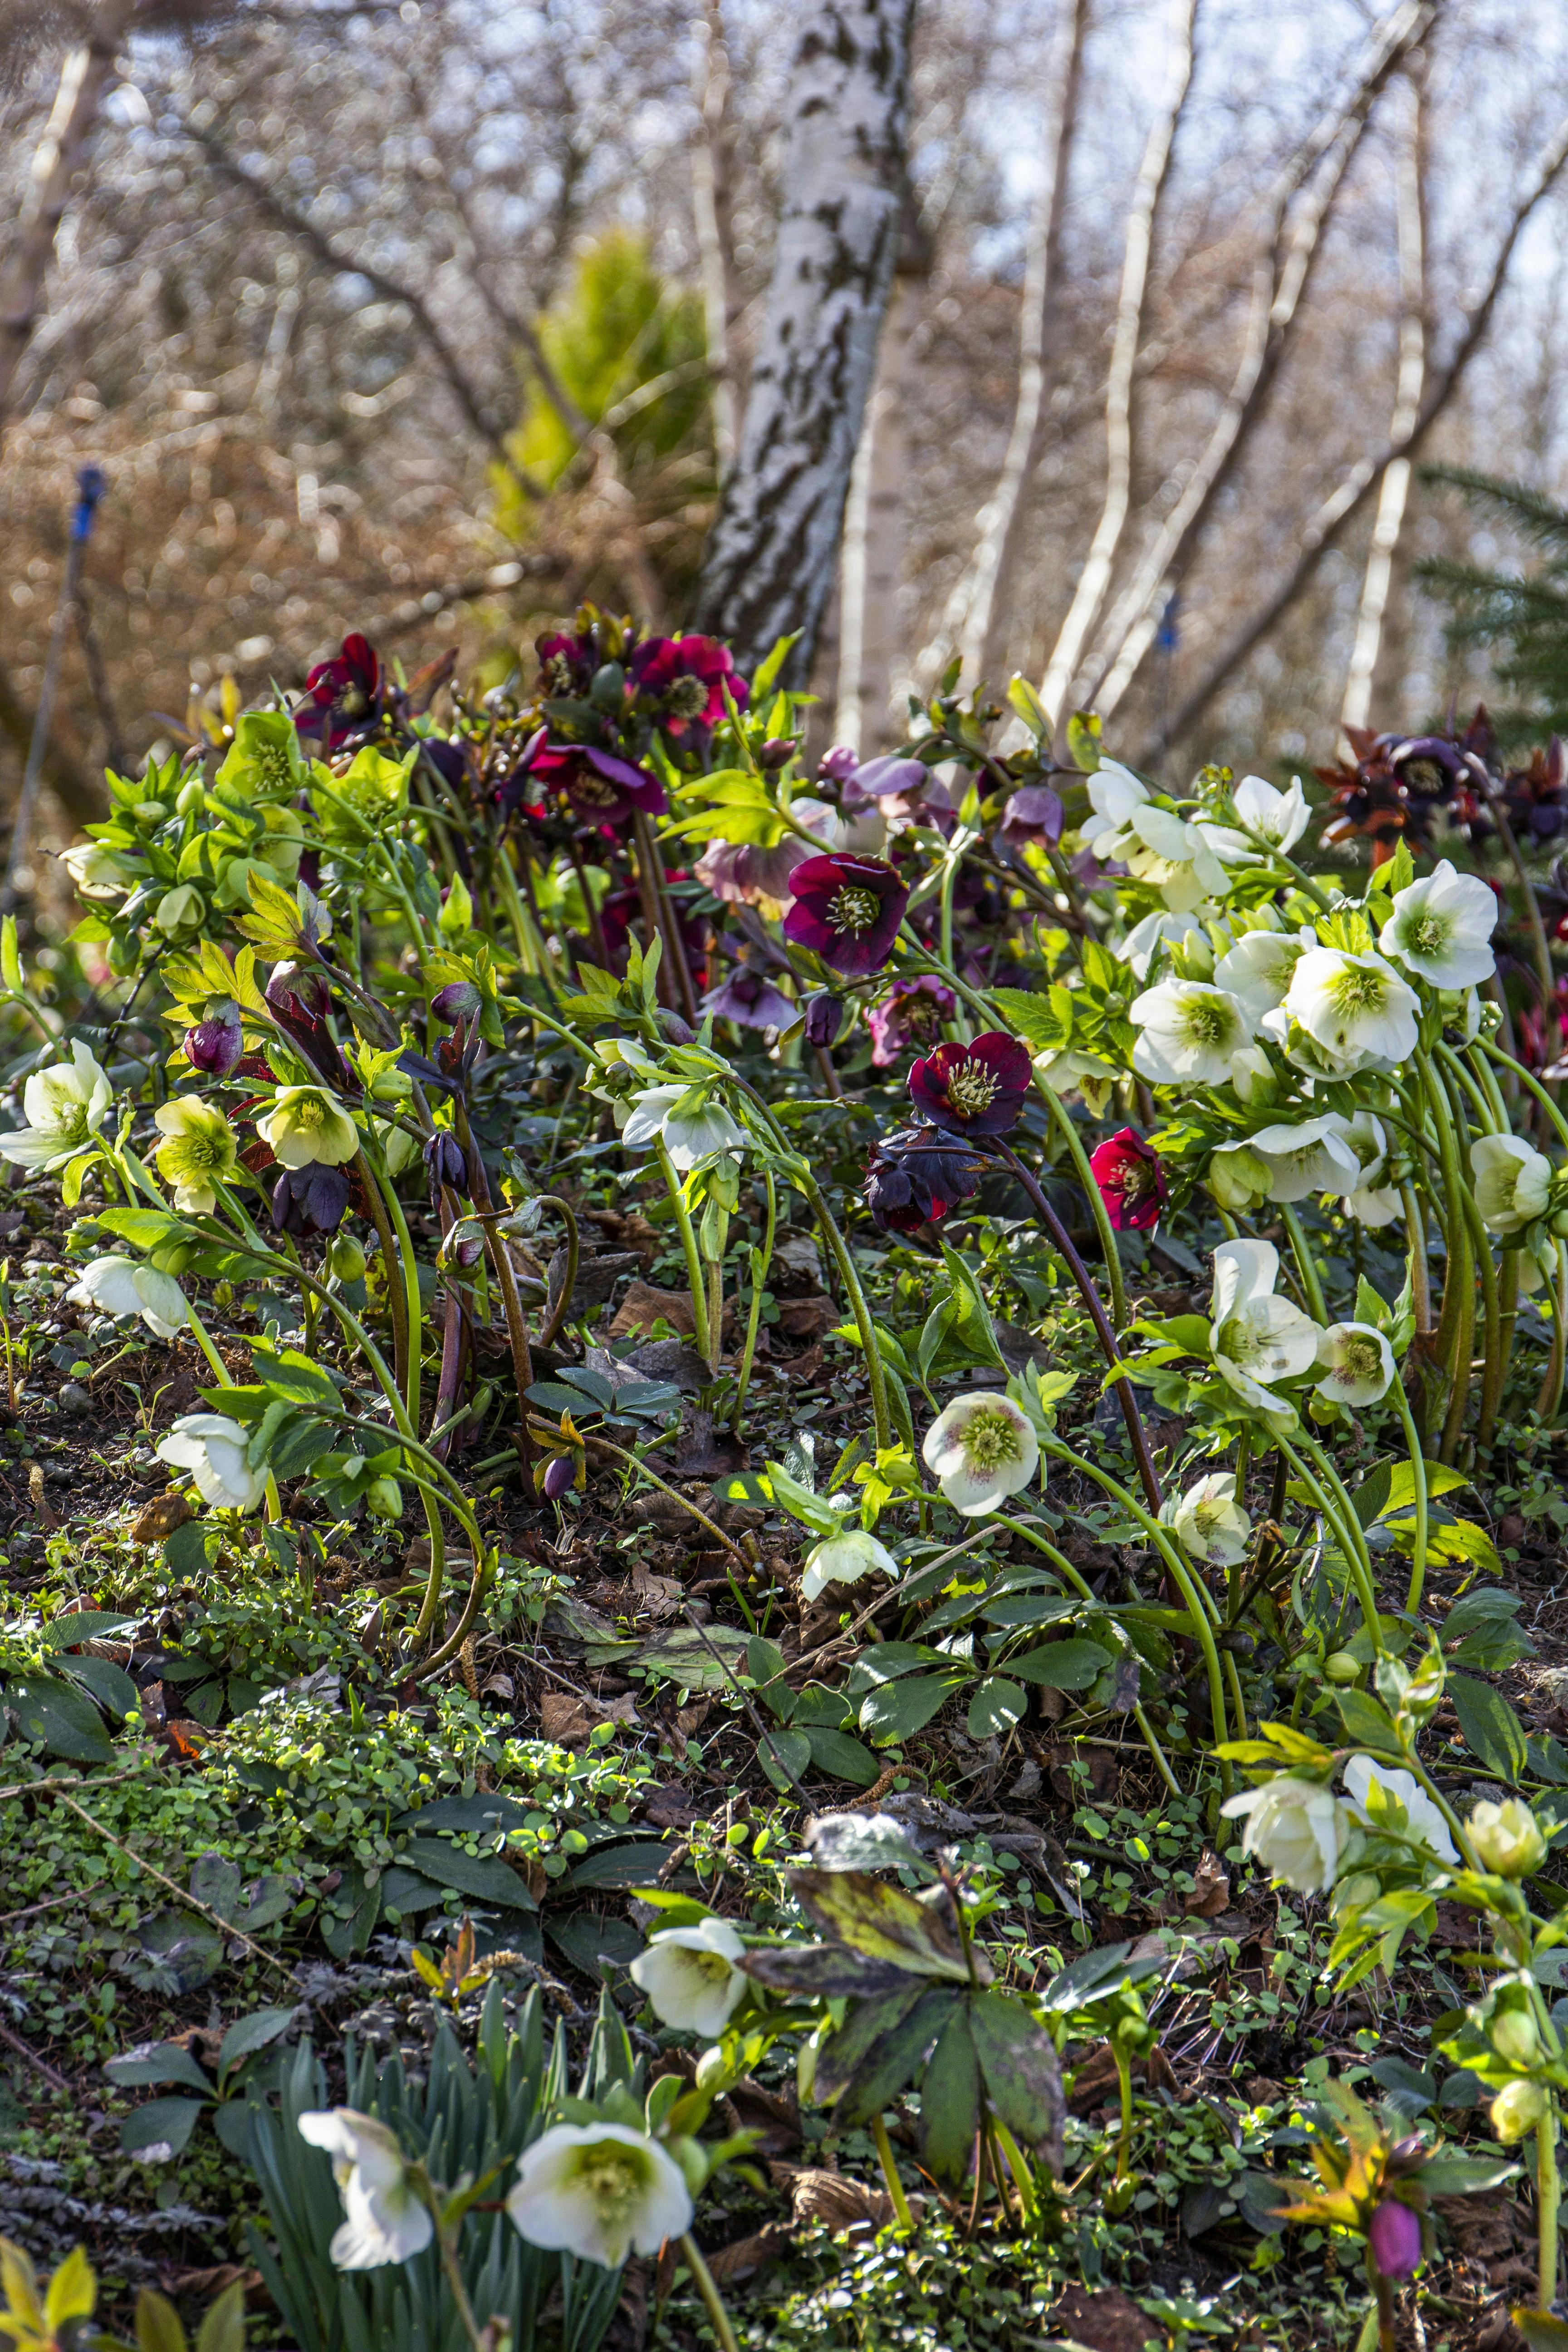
[185,1005,243,1077]
[629,634,749,734]
[908,1032,1032,1139]
[864,1125,989,1235]
[803,993,845,1048]
[535,629,600,698]
[783,853,909,977]
[295,633,382,751]
[272,1162,351,1236]
[1367,2198,1422,2282]
[529,741,667,828]
[1089,1127,1168,1233]
[867,975,955,1067]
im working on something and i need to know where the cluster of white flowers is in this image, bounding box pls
[1205,1238,1391,1426]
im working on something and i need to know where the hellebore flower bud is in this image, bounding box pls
[424,1130,469,1192]
[1367,2199,1422,2282]
[803,993,845,1049]
[543,1454,574,1501]
[1465,1796,1547,1878]
[758,737,797,770]
[1492,2079,1547,2142]
[328,1232,367,1282]
[431,980,482,1024]
[657,1010,696,1045]
[364,1475,403,1521]
[185,1004,244,1077]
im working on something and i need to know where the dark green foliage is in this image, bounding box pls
[1418,464,1568,743]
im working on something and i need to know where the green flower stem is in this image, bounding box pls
[634,810,700,1028]
[1037,1437,1230,1781]
[425,2196,490,2352]
[1482,1041,1568,1145]
[654,1138,712,1367]
[679,2233,742,2352]
[1458,1181,1501,1457]
[454,1105,534,1475]
[1002,1514,1183,1797]
[352,1148,411,1401]
[360,1136,446,1632]
[730,1169,776,1438]
[1541,2094,1562,2312]
[1279,1205,1327,1326]
[1480,1244,1520,1462]
[1387,1377,1430,1616]
[1540,1240,1568,1427]
[1277,1434,1382,1646]
[1399,1181,1433,1341]
[571,1429,751,1568]
[937,848,972,1044]
[1438,1039,1502,1134]
[533,1194,582,1351]
[872,2114,916,2236]
[1395,1746,1481,1873]
[1416,1050,1473,1451]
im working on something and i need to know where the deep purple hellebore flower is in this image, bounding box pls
[425,1130,469,1195]
[1367,2198,1422,2282]
[529,741,667,828]
[543,1453,575,1502]
[294,633,382,751]
[908,1032,1032,1139]
[783,853,909,977]
[1089,1127,1168,1233]
[628,634,749,734]
[864,1125,989,1235]
[272,1162,351,1235]
[185,1004,244,1077]
[867,975,956,1067]
[431,980,482,1024]
[803,993,845,1049]
[702,964,796,1030]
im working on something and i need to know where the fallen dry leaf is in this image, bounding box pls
[1185,1847,1231,1917]
[1044,2284,1157,2352]
[768,2164,921,2236]
[608,1280,698,1339]
[129,1491,195,1545]
[703,2225,792,2285]
[630,1561,684,1619]
[539,1691,598,1742]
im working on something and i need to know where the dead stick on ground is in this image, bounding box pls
[0,2017,69,2096]
[677,1605,814,1812]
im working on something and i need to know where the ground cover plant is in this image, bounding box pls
[4,624,1568,2352]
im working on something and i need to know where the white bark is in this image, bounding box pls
[1037,0,1196,740]
[834,264,923,751]
[1078,0,1433,723]
[691,0,742,477]
[694,0,916,681]
[1340,69,1426,732]
[915,0,1089,696]
[0,0,135,420]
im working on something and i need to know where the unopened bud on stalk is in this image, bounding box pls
[184,1004,243,1077]
[758,738,797,770]
[431,980,481,1024]
[803,993,845,1049]
[543,1454,574,1502]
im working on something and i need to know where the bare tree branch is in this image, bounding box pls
[1149,98,1568,762]
[1038,0,1196,738]
[1078,0,1435,721]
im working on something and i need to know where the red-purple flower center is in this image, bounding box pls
[944,1060,1000,1120]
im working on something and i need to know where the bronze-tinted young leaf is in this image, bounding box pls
[786,1869,988,1984]
[918,2007,980,2184]
[969,1988,1065,2167]
[833,1985,959,2128]
[814,1980,930,2104]
[739,1943,911,1999]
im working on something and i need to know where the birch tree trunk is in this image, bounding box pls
[1077,0,1432,724]
[1340,66,1426,732]
[914,0,1089,696]
[1037,0,1196,739]
[691,0,745,478]
[1147,97,1568,762]
[0,0,136,421]
[693,0,916,682]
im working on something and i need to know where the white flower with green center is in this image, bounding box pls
[153,1096,239,1214]
[1208,1142,1271,1213]
[506,2122,693,2269]
[156,1412,268,1512]
[67,1255,188,1341]
[1220,1776,1342,1893]
[1342,1755,1456,1861]
[297,2109,433,2270]
[1130,979,1252,1086]
[1379,858,1498,988]
[629,1917,748,2036]
[1208,1238,1322,1417]
[0,1042,113,1171]
[1338,1107,1400,1227]
[1283,947,1419,1068]
[1200,774,1310,862]
[1212,927,1313,1023]
[1084,760,1151,859]
[620,1083,745,1171]
[1114,909,1205,981]
[922,1392,1040,1515]
[256,1084,360,1170]
[1122,804,1228,912]
[1313,1320,1395,1406]
[800,1525,898,1602]
[1164,1472,1251,1567]
[1471,1132,1553,1234]
[1246,1115,1362,1204]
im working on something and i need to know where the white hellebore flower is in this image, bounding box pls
[1121,803,1229,912]
[1084,759,1152,858]
[621,1083,745,1172]
[67,1254,187,1341]
[1246,1115,1362,1205]
[61,840,136,900]
[922,1392,1039,1516]
[800,1525,898,1602]
[629,1917,748,2037]
[1379,858,1498,989]
[1212,927,1314,1024]
[1208,1239,1322,1416]
[1115,909,1204,981]
[0,1041,113,1171]
[1471,1132,1553,1235]
[157,1412,268,1513]
[1220,1776,1342,1894]
[1201,774,1310,862]
[1283,948,1419,1070]
[1130,979,1252,1086]
[297,2108,433,2272]
[1164,1472,1251,1567]
[1314,1321,1396,1407]
[1342,1754,1457,1862]
[507,2122,693,2269]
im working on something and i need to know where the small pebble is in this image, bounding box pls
[58,1381,91,1415]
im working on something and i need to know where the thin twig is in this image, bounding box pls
[0,2018,68,2096]
[49,1789,296,1984]
[677,1605,813,1812]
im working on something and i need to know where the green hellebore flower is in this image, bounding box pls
[153,1094,240,1213]
[257,1084,360,1170]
